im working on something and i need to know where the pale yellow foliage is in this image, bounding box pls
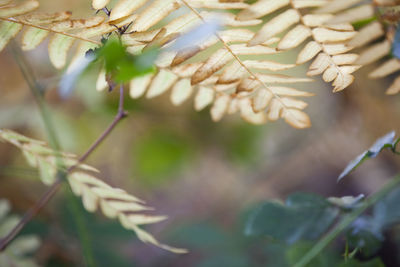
[0,129,187,254]
[0,0,398,127]
[324,0,400,95]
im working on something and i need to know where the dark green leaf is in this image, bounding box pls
[372,187,400,229]
[347,216,383,257]
[245,193,339,244]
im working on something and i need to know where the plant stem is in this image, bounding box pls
[295,174,400,267]
[65,188,96,267]
[9,41,61,152]
[0,45,127,253]
[393,138,400,155]
[70,86,127,170]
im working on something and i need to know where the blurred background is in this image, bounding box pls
[1,0,400,266]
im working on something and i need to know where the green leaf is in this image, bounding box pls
[338,131,397,181]
[352,17,377,30]
[94,38,158,83]
[346,215,383,257]
[286,242,339,267]
[245,193,339,244]
[345,187,400,258]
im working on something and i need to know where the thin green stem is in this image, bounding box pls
[393,138,400,155]
[9,41,61,152]
[65,188,96,267]
[295,174,400,267]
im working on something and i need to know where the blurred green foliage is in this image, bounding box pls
[352,17,377,30]
[221,123,263,164]
[132,129,194,185]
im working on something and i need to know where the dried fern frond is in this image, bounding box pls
[0,0,362,128]
[0,0,137,68]
[0,129,187,254]
[90,0,326,128]
[93,0,362,128]
[0,199,41,267]
[324,0,400,95]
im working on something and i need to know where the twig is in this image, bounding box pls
[295,174,400,267]
[0,45,127,252]
[0,88,127,251]
[0,177,63,252]
[70,85,127,169]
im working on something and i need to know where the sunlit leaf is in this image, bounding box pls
[338,131,398,181]
[328,194,365,209]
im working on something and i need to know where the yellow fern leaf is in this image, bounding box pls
[326,0,400,95]
[0,129,186,254]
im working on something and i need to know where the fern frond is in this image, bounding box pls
[89,0,326,128]
[0,0,137,68]
[325,0,400,95]
[0,0,372,127]
[0,129,187,254]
